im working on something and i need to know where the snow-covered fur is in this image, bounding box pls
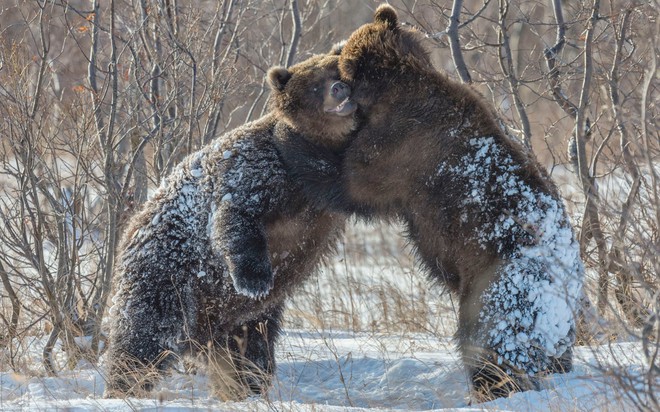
[286,5,584,400]
[105,50,357,400]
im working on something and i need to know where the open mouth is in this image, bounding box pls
[325,97,357,116]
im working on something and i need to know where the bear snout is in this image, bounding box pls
[330,81,351,100]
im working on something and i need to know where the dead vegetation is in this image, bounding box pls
[0,0,657,408]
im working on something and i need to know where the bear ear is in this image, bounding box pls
[329,40,346,55]
[374,4,398,29]
[267,67,291,91]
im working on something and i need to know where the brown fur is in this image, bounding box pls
[286,4,581,401]
[269,54,357,150]
[337,6,555,292]
[335,5,577,400]
[105,51,357,400]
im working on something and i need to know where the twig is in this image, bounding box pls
[497,0,531,148]
[640,11,660,231]
[447,0,472,83]
[543,0,578,119]
[286,0,301,68]
[606,7,649,326]
[575,0,610,313]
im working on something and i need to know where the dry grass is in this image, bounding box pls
[284,220,459,336]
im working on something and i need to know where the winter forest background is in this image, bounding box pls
[0,0,658,410]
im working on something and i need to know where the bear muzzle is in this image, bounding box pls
[325,81,357,116]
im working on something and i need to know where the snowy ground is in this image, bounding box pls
[1,223,655,411]
[0,330,651,411]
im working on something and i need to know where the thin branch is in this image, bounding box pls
[29,2,50,120]
[285,0,302,67]
[88,0,106,149]
[605,7,649,326]
[640,14,660,231]
[0,260,20,352]
[544,0,578,119]
[575,0,609,313]
[459,0,492,29]
[497,0,531,148]
[447,0,472,83]
[212,0,234,76]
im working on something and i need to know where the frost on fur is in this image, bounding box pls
[208,138,288,299]
[441,137,583,375]
[114,126,286,308]
[105,116,345,399]
[106,49,353,399]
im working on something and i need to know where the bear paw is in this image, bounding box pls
[230,257,274,299]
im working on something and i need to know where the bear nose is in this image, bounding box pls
[330,81,351,100]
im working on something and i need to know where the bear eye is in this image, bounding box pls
[312,82,325,94]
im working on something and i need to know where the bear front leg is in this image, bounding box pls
[105,268,196,398]
[227,226,273,298]
[207,305,283,400]
[212,203,274,298]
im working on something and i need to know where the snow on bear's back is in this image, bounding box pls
[121,122,280,269]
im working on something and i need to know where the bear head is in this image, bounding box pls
[338,4,433,105]
[268,47,357,148]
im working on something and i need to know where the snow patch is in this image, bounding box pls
[190,167,203,178]
[0,333,648,411]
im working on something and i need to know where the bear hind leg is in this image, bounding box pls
[548,346,573,374]
[207,305,283,400]
[456,270,539,401]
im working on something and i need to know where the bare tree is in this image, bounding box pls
[0,3,657,406]
[0,0,353,373]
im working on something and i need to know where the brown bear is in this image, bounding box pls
[284,5,584,401]
[104,48,357,400]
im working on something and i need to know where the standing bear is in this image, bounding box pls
[284,5,584,400]
[104,48,357,400]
